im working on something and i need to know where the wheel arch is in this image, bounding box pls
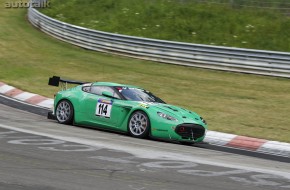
[55,98,75,113]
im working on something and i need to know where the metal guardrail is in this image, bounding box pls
[28,7,290,78]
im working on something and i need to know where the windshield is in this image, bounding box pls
[115,87,165,103]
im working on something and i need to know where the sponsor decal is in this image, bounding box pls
[139,103,149,109]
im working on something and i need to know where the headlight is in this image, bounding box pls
[157,112,178,121]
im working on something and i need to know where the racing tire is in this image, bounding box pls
[55,100,74,125]
[180,141,194,146]
[128,111,150,139]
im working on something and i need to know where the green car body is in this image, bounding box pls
[53,82,208,143]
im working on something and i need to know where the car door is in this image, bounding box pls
[82,85,124,129]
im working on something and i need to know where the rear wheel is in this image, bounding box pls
[128,111,150,139]
[56,100,74,124]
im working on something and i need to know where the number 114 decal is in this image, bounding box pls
[96,99,113,118]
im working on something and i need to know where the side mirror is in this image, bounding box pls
[102,91,114,98]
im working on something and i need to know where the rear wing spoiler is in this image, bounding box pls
[48,76,89,90]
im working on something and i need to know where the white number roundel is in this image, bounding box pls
[96,99,112,118]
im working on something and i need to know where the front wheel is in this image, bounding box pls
[180,141,194,146]
[128,111,150,139]
[55,100,74,124]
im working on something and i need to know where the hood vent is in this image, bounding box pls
[164,106,178,112]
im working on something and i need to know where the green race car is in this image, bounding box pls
[48,76,207,144]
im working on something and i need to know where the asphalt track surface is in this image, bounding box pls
[0,95,289,190]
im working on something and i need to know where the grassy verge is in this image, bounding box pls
[0,1,290,142]
[40,0,290,52]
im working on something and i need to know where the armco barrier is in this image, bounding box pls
[28,7,290,78]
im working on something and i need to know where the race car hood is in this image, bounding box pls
[138,102,206,125]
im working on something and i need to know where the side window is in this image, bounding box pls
[90,86,120,99]
[90,86,104,95]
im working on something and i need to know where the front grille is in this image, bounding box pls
[175,124,205,140]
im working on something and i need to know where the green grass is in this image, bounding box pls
[1,1,290,143]
[40,0,290,52]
